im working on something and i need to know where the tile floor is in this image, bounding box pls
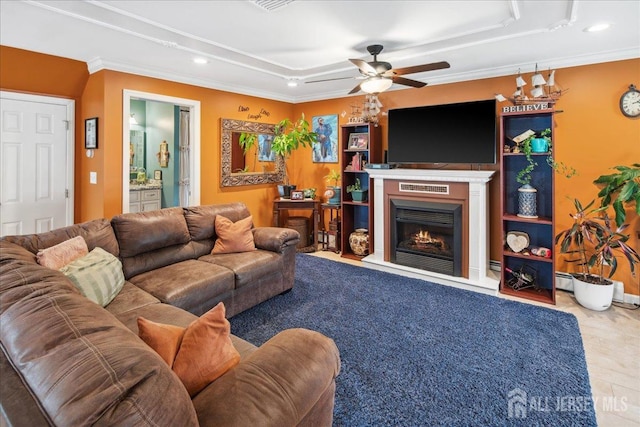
[310,250,640,426]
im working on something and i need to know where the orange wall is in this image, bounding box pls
[95,70,294,226]
[2,46,638,294]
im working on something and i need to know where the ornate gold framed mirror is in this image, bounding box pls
[220,118,284,187]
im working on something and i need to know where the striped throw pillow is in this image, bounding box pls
[60,247,125,307]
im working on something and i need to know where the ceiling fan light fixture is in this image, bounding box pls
[361,77,392,94]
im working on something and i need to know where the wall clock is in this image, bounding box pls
[620,84,640,118]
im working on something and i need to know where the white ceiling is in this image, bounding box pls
[1,0,638,103]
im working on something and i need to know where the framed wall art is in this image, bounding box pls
[85,117,98,149]
[312,114,338,163]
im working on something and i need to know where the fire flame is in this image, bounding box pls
[414,230,443,245]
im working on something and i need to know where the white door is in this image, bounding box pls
[1,93,74,236]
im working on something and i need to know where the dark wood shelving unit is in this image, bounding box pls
[339,123,381,259]
[500,109,556,304]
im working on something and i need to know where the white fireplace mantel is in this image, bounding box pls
[362,168,499,295]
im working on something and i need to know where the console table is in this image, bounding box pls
[272,199,320,252]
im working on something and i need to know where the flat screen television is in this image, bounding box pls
[387,99,497,164]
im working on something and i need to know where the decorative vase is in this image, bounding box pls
[530,138,549,153]
[349,228,369,257]
[517,184,538,218]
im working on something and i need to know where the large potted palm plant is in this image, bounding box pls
[272,113,318,198]
[555,198,639,311]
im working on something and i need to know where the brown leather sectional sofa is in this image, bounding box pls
[0,202,341,426]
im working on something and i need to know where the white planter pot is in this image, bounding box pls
[572,274,614,311]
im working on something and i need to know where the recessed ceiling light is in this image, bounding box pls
[193,57,208,65]
[287,81,298,87]
[584,23,611,32]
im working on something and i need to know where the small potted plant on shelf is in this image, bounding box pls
[346,178,368,202]
[324,169,341,205]
[555,198,639,311]
[272,113,318,198]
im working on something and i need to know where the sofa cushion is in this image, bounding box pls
[3,218,119,257]
[184,202,251,241]
[36,235,88,270]
[192,329,340,427]
[139,302,241,397]
[129,259,235,316]
[60,247,125,307]
[212,215,256,254]
[105,281,160,316]
[200,250,282,289]
[112,207,190,258]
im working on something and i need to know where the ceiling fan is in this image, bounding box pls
[307,44,450,94]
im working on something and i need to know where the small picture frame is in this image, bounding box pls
[154,170,162,180]
[349,133,368,150]
[290,190,304,200]
[85,117,98,149]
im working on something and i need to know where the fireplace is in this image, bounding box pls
[390,199,462,276]
[362,168,498,296]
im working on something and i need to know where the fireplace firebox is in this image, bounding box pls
[390,199,462,276]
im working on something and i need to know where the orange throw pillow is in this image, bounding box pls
[211,215,256,254]
[137,318,185,366]
[138,302,240,397]
[36,236,89,270]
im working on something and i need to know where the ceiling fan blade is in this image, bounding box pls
[392,76,427,88]
[349,58,377,75]
[390,61,451,76]
[306,76,355,84]
[348,84,362,94]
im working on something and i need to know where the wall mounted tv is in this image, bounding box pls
[387,99,497,164]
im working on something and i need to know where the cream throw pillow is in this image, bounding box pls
[60,247,125,307]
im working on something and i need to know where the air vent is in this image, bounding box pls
[399,182,449,195]
[252,0,294,11]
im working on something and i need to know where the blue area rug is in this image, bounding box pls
[230,254,596,426]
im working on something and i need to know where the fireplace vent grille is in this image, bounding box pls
[397,209,454,225]
[399,182,449,195]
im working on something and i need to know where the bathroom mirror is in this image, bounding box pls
[221,118,284,187]
[130,130,145,170]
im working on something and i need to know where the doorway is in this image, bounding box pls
[0,91,74,236]
[122,90,200,213]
